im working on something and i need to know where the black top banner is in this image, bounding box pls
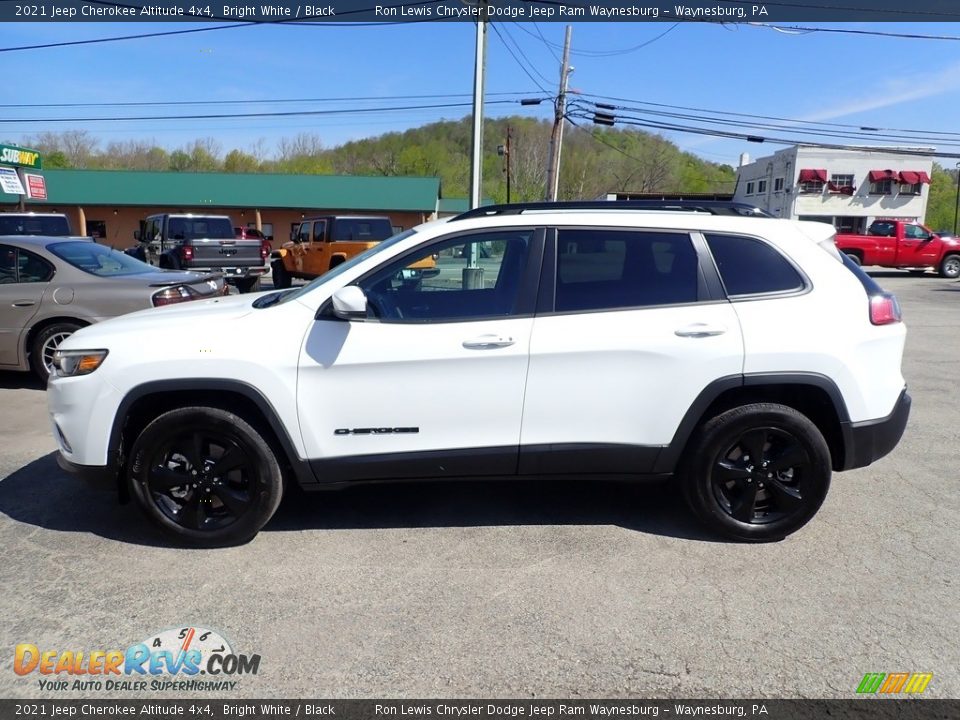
[2,0,960,23]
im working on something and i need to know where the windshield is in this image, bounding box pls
[276,228,418,306]
[48,241,158,277]
[168,217,234,240]
[0,215,71,236]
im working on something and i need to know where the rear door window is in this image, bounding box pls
[553,229,700,311]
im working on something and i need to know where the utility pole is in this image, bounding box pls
[545,25,572,202]
[468,9,487,211]
[498,125,512,203]
[465,5,488,288]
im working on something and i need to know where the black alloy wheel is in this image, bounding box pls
[681,403,831,541]
[129,407,283,546]
[710,427,809,525]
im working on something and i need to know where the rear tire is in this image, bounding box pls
[30,322,82,383]
[680,403,831,542]
[843,252,862,266]
[128,407,283,547]
[271,259,291,289]
[939,253,960,279]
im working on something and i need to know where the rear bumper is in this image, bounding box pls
[189,266,268,278]
[840,388,911,471]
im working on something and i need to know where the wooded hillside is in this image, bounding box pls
[16,119,959,229]
[16,117,736,203]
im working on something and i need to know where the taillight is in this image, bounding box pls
[180,245,194,263]
[261,240,270,261]
[153,285,201,307]
[869,293,902,325]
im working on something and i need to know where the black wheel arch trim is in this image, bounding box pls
[654,372,852,474]
[107,379,316,489]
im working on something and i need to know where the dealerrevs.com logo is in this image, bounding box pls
[13,626,260,692]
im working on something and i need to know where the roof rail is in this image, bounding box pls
[452,200,774,220]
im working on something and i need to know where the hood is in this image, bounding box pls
[61,292,256,348]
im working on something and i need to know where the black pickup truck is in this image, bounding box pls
[129,214,268,292]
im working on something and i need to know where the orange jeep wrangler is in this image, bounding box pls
[273,215,435,289]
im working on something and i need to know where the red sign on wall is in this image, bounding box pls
[25,173,47,200]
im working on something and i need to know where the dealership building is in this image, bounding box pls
[1,169,447,246]
[733,145,935,234]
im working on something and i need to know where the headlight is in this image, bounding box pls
[52,349,109,377]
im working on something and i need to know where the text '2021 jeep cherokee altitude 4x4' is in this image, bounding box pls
[48,201,911,547]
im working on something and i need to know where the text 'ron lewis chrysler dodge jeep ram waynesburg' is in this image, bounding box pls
[48,201,910,547]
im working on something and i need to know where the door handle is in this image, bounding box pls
[675,323,726,338]
[463,334,515,349]
[12,301,37,307]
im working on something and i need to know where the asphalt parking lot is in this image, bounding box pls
[0,271,957,700]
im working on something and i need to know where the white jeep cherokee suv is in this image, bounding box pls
[48,201,911,547]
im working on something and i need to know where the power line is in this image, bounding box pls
[530,22,562,64]
[0,99,521,124]
[577,93,960,140]
[515,21,681,57]
[568,99,960,148]
[566,107,960,159]
[747,23,960,41]
[0,91,547,110]
[497,24,554,87]
[490,24,550,95]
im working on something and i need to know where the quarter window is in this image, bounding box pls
[706,234,804,297]
[358,231,533,322]
[554,230,699,311]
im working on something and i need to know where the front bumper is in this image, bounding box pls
[840,388,911,471]
[57,452,116,492]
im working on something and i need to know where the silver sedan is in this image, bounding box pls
[0,236,226,382]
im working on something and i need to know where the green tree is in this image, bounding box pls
[223,149,260,173]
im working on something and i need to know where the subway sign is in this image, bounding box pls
[0,144,42,169]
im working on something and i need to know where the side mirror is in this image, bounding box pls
[290,230,299,242]
[331,286,368,320]
[133,230,140,241]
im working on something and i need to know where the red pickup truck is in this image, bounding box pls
[835,220,960,278]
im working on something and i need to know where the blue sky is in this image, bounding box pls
[2,20,960,167]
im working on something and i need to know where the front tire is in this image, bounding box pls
[30,321,82,383]
[271,259,291,289]
[680,403,831,542]
[128,407,283,547]
[939,253,960,279]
